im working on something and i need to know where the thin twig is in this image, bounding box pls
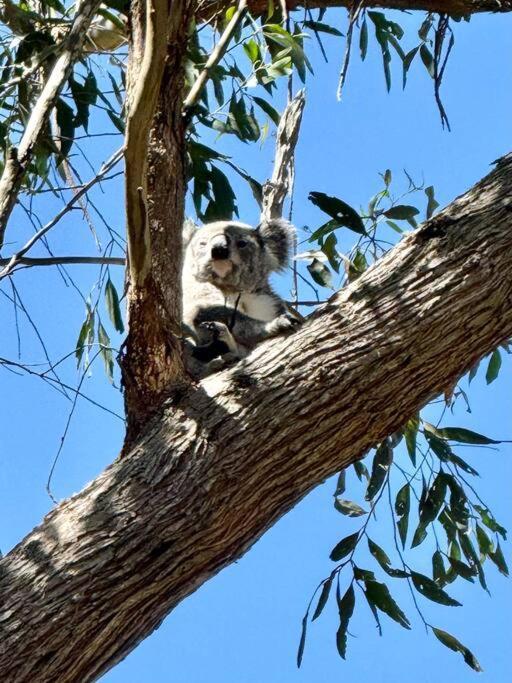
[0,356,125,421]
[433,14,454,131]
[336,1,364,101]
[0,148,123,280]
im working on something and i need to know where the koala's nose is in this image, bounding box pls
[211,244,230,260]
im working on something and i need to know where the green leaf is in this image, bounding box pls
[308,192,366,235]
[404,415,419,465]
[434,426,500,445]
[411,572,461,606]
[489,542,509,576]
[365,441,393,501]
[447,556,476,582]
[402,46,419,88]
[312,575,334,621]
[411,523,428,548]
[107,109,125,133]
[297,613,308,667]
[303,20,343,37]
[336,584,355,659]
[252,96,280,126]
[364,580,411,629]
[75,306,94,367]
[55,98,75,161]
[475,506,507,540]
[353,460,369,481]
[334,498,368,517]
[307,258,333,289]
[486,349,502,384]
[425,185,439,219]
[395,484,410,548]
[105,278,124,333]
[419,473,447,525]
[347,250,368,282]
[321,232,340,273]
[360,18,368,60]
[476,524,493,556]
[368,538,408,578]
[432,628,483,672]
[353,566,376,582]
[205,165,237,221]
[334,470,346,496]
[420,43,435,78]
[98,322,114,381]
[330,532,359,562]
[432,550,446,586]
[383,205,419,220]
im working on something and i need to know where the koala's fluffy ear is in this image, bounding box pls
[256,218,296,272]
[183,218,198,250]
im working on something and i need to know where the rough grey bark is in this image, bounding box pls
[1,154,512,682]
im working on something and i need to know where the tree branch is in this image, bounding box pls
[124,0,170,285]
[0,256,125,269]
[199,0,512,20]
[1,154,512,682]
[261,89,306,220]
[0,0,104,250]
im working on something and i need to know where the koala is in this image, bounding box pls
[182,218,300,375]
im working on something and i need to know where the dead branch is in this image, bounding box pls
[261,90,306,221]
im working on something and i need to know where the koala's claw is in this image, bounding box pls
[199,320,229,341]
[265,313,302,338]
[199,321,239,354]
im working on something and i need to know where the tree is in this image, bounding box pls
[0,1,510,681]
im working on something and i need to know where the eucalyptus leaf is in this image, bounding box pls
[411,572,461,606]
[432,628,482,672]
[330,532,359,562]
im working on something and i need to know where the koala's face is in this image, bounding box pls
[187,221,272,293]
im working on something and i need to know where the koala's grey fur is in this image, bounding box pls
[182,218,299,375]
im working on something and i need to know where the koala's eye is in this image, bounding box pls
[237,239,248,248]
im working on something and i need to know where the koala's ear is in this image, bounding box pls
[256,218,296,272]
[183,218,198,250]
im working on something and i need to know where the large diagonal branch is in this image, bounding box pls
[1,154,512,682]
[0,0,104,249]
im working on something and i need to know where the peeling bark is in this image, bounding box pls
[1,154,512,682]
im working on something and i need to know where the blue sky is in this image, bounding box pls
[0,7,511,682]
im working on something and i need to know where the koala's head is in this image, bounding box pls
[184,219,295,293]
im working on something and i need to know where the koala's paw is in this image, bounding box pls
[265,313,301,338]
[199,321,238,354]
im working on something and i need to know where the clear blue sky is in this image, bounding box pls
[0,8,511,683]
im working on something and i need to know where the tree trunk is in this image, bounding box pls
[1,154,512,682]
[121,0,193,444]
